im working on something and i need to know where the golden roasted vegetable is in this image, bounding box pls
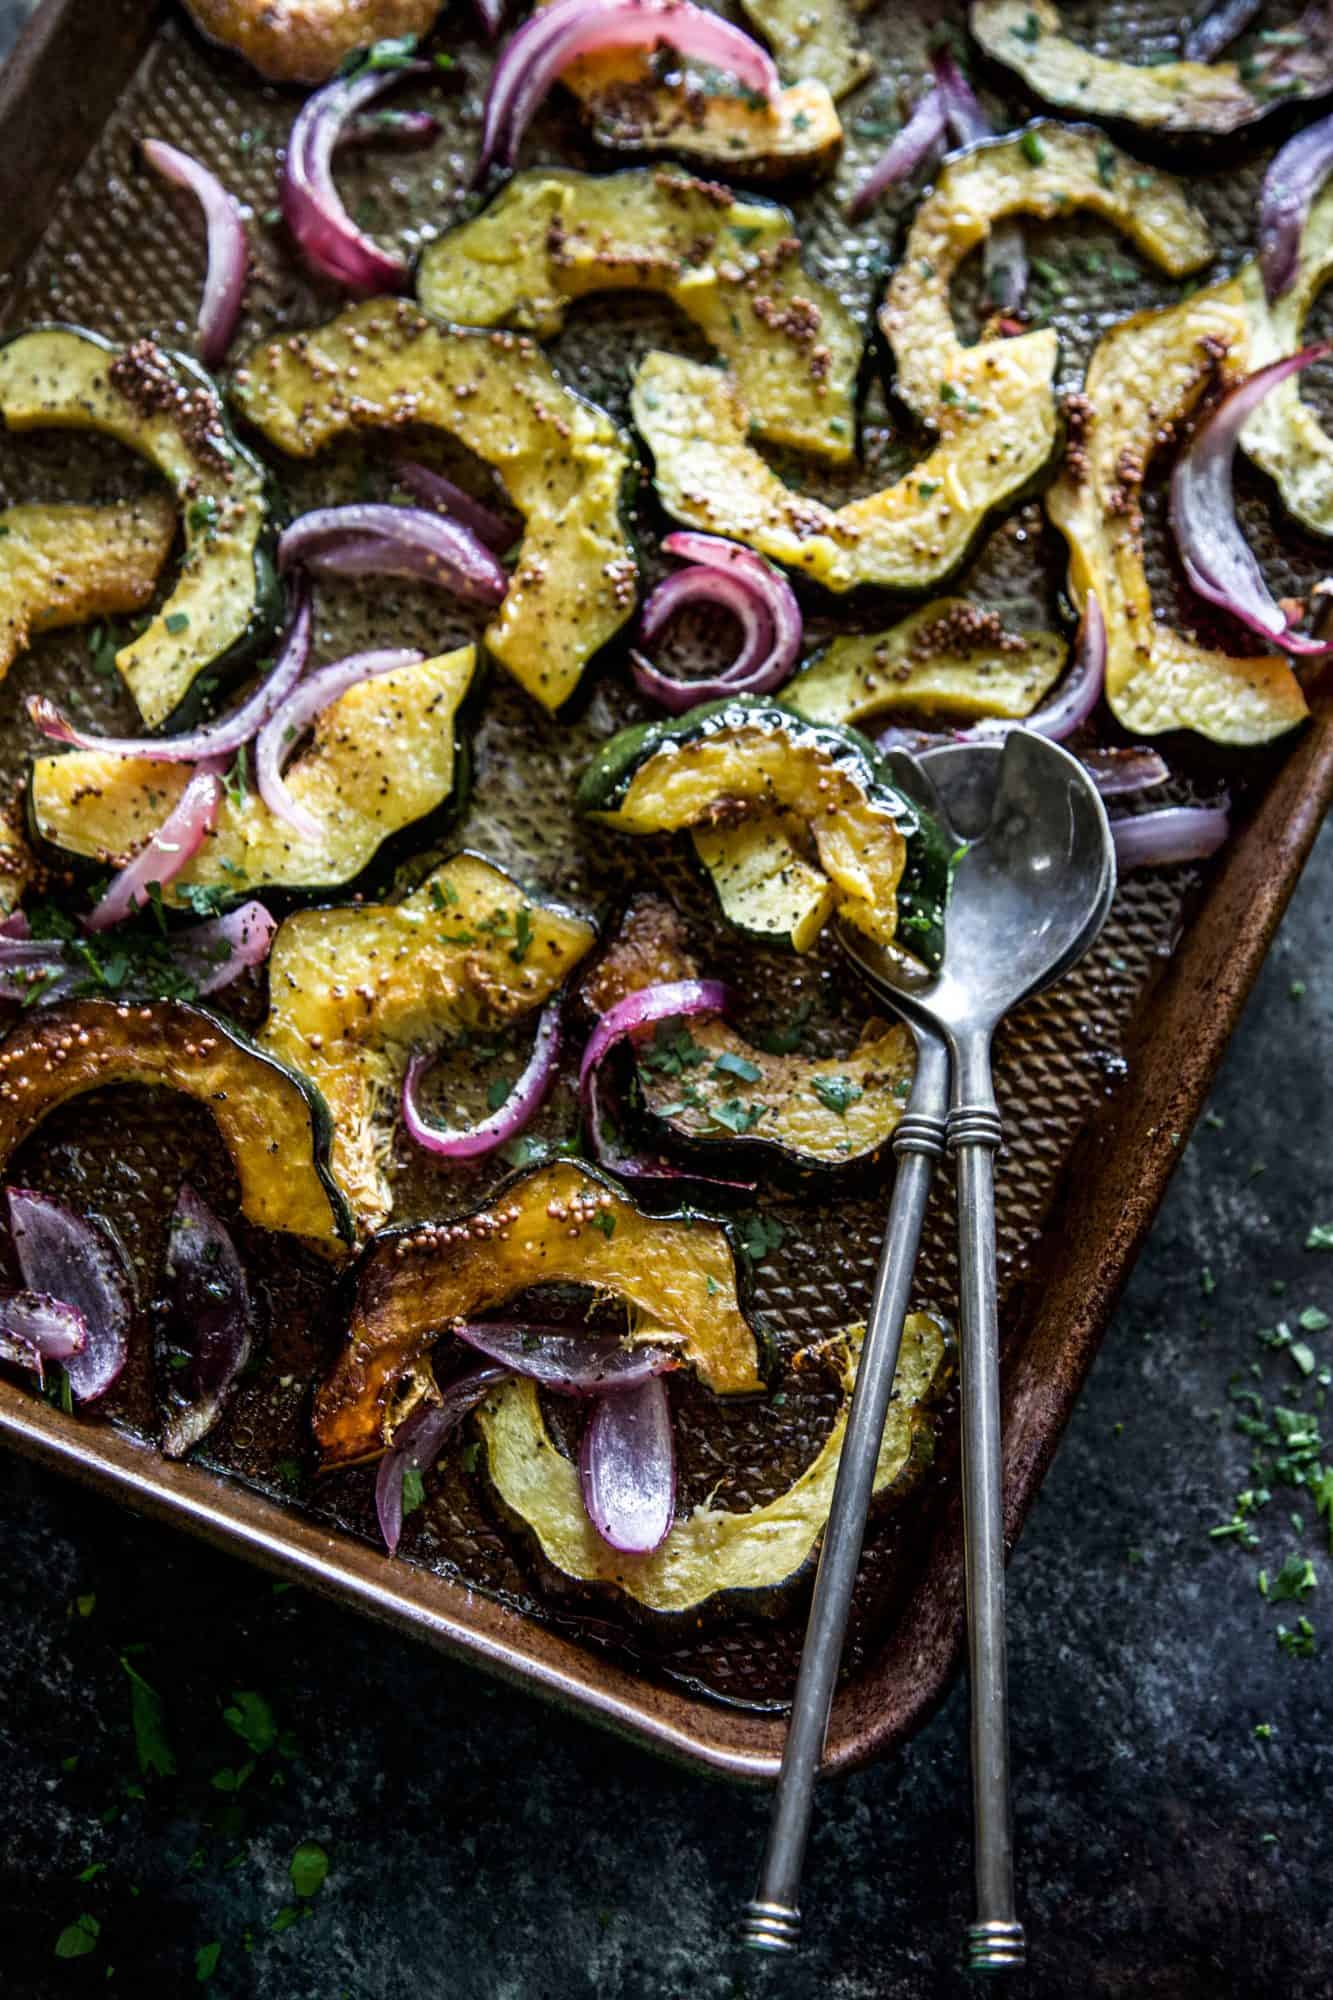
[181,0,441,83]
[738,0,871,99]
[784,600,1066,728]
[0,498,176,680]
[1240,186,1333,538]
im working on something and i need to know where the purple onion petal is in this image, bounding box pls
[1170,345,1333,654]
[1260,108,1333,302]
[31,581,313,765]
[0,1288,88,1382]
[579,1374,675,1553]
[254,647,423,840]
[1079,747,1172,797]
[451,1320,680,1394]
[278,504,508,605]
[158,1184,252,1458]
[8,1188,135,1403]
[402,999,561,1160]
[849,84,948,221]
[86,762,225,932]
[142,138,249,368]
[1184,0,1263,60]
[375,1366,508,1554]
[631,531,800,713]
[282,64,429,293]
[1111,803,1230,871]
[394,458,516,550]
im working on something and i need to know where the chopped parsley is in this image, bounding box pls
[486,1076,513,1112]
[195,1942,221,1983]
[401,1465,426,1517]
[429,878,460,910]
[812,1075,863,1117]
[164,610,191,635]
[187,495,220,539]
[1019,129,1047,166]
[708,1098,767,1135]
[712,1050,762,1084]
[120,1656,176,1780]
[1307,1224,1333,1250]
[222,745,250,811]
[641,1022,708,1077]
[54,1913,100,1960]
[738,1212,785,1264]
[509,906,534,964]
[223,1689,278,1756]
[759,1000,812,1055]
[590,1210,616,1239]
[290,1840,329,1899]
[1012,9,1041,41]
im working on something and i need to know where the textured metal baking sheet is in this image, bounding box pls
[0,0,1329,1779]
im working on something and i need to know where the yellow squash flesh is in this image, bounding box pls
[0,497,176,679]
[1047,286,1307,744]
[784,600,1066,728]
[478,1313,944,1612]
[691,809,834,950]
[1240,186,1333,538]
[231,303,637,711]
[739,0,871,99]
[30,646,478,899]
[259,855,595,1235]
[417,168,860,461]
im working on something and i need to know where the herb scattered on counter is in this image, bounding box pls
[1307,1224,1333,1250]
[195,1941,221,1983]
[223,1691,277,1757]
[290,1839,329,1899]
[1276,1617,1316,1657]
[121,1657,176,1780]
[54,1913,100,1960]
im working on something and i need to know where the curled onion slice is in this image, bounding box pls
[375,1367,508,1554]
[402,999,561,1160]
[929,49,1027,312]
[0,1290,87,1382]
[254,648,422,840]
[278,504,508,605]
[579,978,745,1185]
[1077,747,1171,797]
[86,761,224,932]
[1184,0,1262,60]
[8,1187,135,1403]
[579,1374,675,1553]
[1171,346,1333,654]
[849,84,948,221]
[478,0,779,177]
[452,1321,680,1395]
[282,62,428,292]
[1259,108,1333,302]
[142,139,248,368]
[173,901,277,995]
[1112,803,1230,871]
[631,530,801,713]
[159,1185,252,1459]
[395,458,516,551]
[31,581,313,765]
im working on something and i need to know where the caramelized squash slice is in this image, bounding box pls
[30,646,477,902]
[1240,186,1333,538]
[182,0,441,83]
[231,303,637,711]
[0,498,176,680]
[784,600,1066,728]
[0,998,351,1245]
[479,1312,945,1613]
[634,126,1210,590]
[586,896,915,1172]
[314,1159,766,1468]
[739,0,871,99]
[260,854,596,1235]
[970,0,1321,137]
[1047,285,1307,744]
[417,169,860,461]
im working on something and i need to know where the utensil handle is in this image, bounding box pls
[949,1030,1025,1977]
[741,1029,950,1956]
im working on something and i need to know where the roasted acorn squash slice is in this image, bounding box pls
[231,302,637,712]
[585,895,914,1173]
[1240,186,1333,539]
[0,800,33,917]
[181,0,441,82]
[259,854,596,1236]
[29,645,477,902]
[314,1159,766,1468]
[970,0,1321,137]
[0,327,276,727]
[784,599,1066,728]
[576,698,950,959]
[416,169,860,461]
[0,498,176,681]
[740,0,871,99]
[478,1311,945,1613]
[0,998,350,1245]
[1047,286,1307,744]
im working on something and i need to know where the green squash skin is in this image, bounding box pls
[0,324,283,731]
[575,699,952,968]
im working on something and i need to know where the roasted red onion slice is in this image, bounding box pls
[849,84,948,221]
[472,0,505,35]
[1184,0,1262,60]
[8,1187,135,1403]
[31,581,313,765]
[631,531,801,713]
[394,458,516,551]
[254,647,422,840]
[1014,592,1107,740]
[0,1289,87,1383]
[1111,803,1230,870]
[1077,747,1171,797]
[579,1374,675,1553]
[173,901,277,995]
[278,504,508,605]
[578,978,755,1187]
[478,0,779,177]
[451,1321,680,1395]
[282,63,428,292]
[1259,108,1333,302]
[930,49,1027,312]
[402,999,561,1160]
[157,1184,252,1459]
[141,139,248,368]
[1171,346,1333,655]
[375,1366,508,1555]
[86,762,225,932]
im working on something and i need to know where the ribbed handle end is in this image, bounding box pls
[740,1900,801,1953]
[965,1919,1026,1975]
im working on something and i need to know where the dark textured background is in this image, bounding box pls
[0,2,1331,1995]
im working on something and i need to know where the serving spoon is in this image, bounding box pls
[741,731,1115,1971]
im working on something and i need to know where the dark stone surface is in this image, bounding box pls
[1,818,1326,2000]
[1,6,1332,1996]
